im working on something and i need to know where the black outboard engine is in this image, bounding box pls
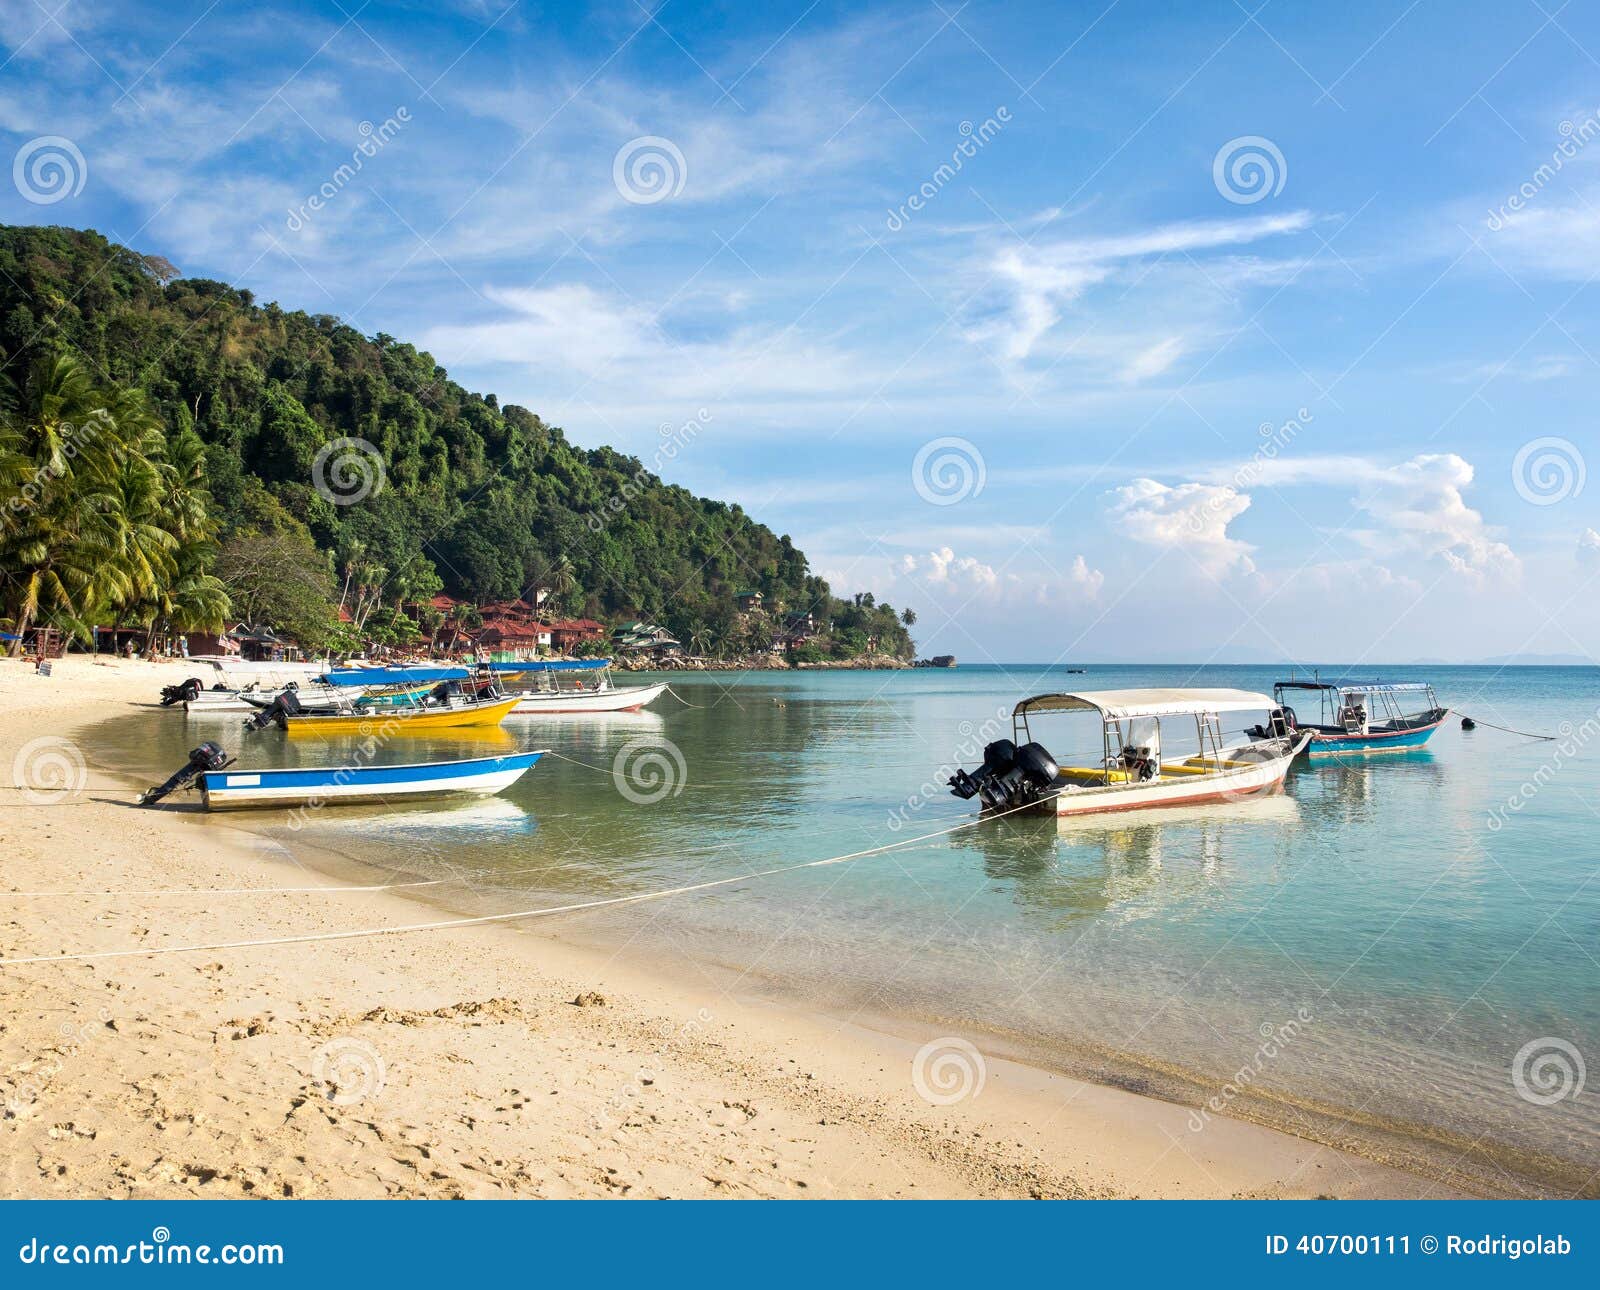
[1247,706,1297,740]
[137,742,232,805]
[242,687,303,731]
[159,676,204,706]
[949,739,1060,810]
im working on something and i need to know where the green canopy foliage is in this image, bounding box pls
[0,224,914,659]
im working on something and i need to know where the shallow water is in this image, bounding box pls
[104,664,1600,1192]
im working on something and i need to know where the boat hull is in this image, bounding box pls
[283,695,521,735]
[506,680,670,714]
[1027,734,1309,818]
[1301,716,1445,757]
[200,751,545,810]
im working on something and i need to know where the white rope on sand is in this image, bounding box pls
[0,801,1035,968]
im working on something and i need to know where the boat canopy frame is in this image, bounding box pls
[1011,689,1275,788]
[1271,680,1441,731]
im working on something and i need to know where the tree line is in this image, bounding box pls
[0,224,915,660]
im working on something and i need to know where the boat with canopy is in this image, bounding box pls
[948,688,1310,818]
[1250,679,1447,757]
[497,660,669,714]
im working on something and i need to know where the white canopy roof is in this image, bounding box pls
[1015,688,1275,720]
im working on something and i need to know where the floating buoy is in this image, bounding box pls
[1461,716,1477,731]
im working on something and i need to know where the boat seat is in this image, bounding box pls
[1054,766,1134,785]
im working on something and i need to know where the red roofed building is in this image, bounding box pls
[478,617,552,651]
[547,618,606,652]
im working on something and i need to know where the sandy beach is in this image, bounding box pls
[0,655,1461,1199]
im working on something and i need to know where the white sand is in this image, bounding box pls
[0,655,1462,1198]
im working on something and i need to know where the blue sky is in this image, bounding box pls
[4,0,1600,663]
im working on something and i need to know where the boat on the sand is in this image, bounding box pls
[137,743,545,810]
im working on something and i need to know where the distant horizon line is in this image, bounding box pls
[930,660,1598,668]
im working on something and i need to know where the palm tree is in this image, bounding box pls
[901,607,917,627]
[550,553,576,613]
[0,354,129,653]
[336,540,367,619]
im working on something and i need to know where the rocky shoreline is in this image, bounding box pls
[615,652,911,672]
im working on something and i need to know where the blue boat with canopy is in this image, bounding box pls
[1249,679,1448,757]
[321,659,669,714]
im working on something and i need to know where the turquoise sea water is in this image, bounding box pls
[109,664,1600,1193]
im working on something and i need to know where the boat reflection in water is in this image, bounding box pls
[960,794,1301,927]
[1286,749,1444,821]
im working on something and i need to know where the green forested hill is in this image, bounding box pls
[0,224,913,658]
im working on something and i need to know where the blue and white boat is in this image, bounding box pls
[201,751,547,809]
[1254,680,1447,757]
[322,660,669,714]
[138,745,547,810]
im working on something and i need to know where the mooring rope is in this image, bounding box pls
[0,800,1034,968]
[1452,712,1557,741]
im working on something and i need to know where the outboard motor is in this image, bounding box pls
[1247,706,1296,740]
[159,676,204,706]
[949,739,1060,810]
[242,687,303,731]
[137,742,232,805]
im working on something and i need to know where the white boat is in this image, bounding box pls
[137,745,546,810]
[949,688,1310,819]
[490,660,669,714]
[164,658,337,712]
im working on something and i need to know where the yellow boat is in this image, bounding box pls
[283,694,521,736]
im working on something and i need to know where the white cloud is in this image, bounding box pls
[1062,553,1106,598]
[1119,336,1186,383]
[1351,453,1518,581]
[966,210,1315,369]
[893,546,1103,605]
[1579,528,1600,567]
[419,281,912,413]
[1107,478,1256,576]
[901,546,999,591]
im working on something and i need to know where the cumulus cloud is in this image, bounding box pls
[1350,453,1518,581]
[1107,478,1256,576]
[895,546,1103,603]
[1579,528,1600,567]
